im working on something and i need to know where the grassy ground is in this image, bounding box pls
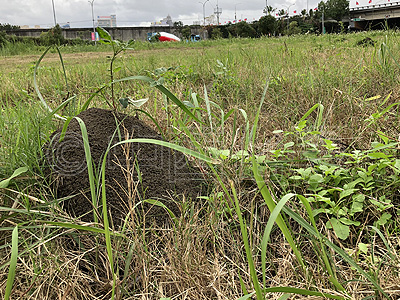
[1,31,400,299]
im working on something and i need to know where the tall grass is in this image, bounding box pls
[1,31,400,299]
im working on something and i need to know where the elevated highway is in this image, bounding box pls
[350,1,400,29]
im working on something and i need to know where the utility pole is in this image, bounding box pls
[51,0,57,26]
[199,0,210,25]
[321,3,325,34]
[88,0,96,44]
[283,3,295,31]
[235,3,242,23]
[214,0,222,25]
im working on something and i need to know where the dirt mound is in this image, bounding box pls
[44,108,205,225]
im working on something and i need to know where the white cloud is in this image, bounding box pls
[1,0,323,28]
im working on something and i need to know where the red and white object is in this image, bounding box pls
[158,32,181,42]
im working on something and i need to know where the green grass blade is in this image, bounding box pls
[252,160,306,273]
[143,199,177,225]
[191,92,203,122]
[156,84,203,124]
[315,103,324,131]
[239,108,250,151]
[33,46,66,120]
[369,226,397,262]
[55,46,69,92]
[113,138,219,164]
[39,221,123,236]
[237,292,256,300]
[298,103,322,125]
[263,286,344,299]
[282,205,389,299]
[98,136,220,299]
[261,193,296,288]
[297,195,345,292]
[251,80,306,273]
[33,46,52,112]
[75,117,98,224]
[231,181,263,300]
[101,153,116,299]
[134,108,165,140]
[277,294,292,300]
[40,95,76,126]
[80,84,109,112]
[204,85,214,144]
[113,75,204,124]
[4,226,18,300]
[250,81,268,145]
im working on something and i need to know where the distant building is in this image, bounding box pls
[21,25,30,29]
[97,15,117,27]
[151,14,173,26]
[205,14,217,25]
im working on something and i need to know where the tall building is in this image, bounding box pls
[97,15,117,27]
[151,14,173,26]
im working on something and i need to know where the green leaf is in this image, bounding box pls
[367,152,389,159]
[394,159,400,171]
[302,150,319,159]
[96,27,112,41]
[119,97,129,108]
[339,188,358,200]
[338,218,360,226]
[350,199,364,216]
[326,218,350,240]
[284,142,294,149]
[308,174,324,185]
[375,213,392,226]
[0,167,28,189]
[358,242,369,255]
[128,97,149,108]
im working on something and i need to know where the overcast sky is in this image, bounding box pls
[1,0,375,28]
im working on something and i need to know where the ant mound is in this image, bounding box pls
[44,108,205,225]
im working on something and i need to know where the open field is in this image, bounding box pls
[1,31,400,299]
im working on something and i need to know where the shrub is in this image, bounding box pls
[40,24,65,46]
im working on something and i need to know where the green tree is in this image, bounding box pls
[0,23,20,31]
[0,31,8,48]
[288,21,302,35]
[278,9,287,17]
[181,26,192,40]
[40,24,65,46]
[258,15,277,35]
[173,21,184,36]
[323,0,349,21]
[236,21,257,38]
[211,27,223,39]
[263,5,276,15]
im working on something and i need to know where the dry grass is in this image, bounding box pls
[1,32,400,299]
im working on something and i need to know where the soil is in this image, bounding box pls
[44,107,205,225]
